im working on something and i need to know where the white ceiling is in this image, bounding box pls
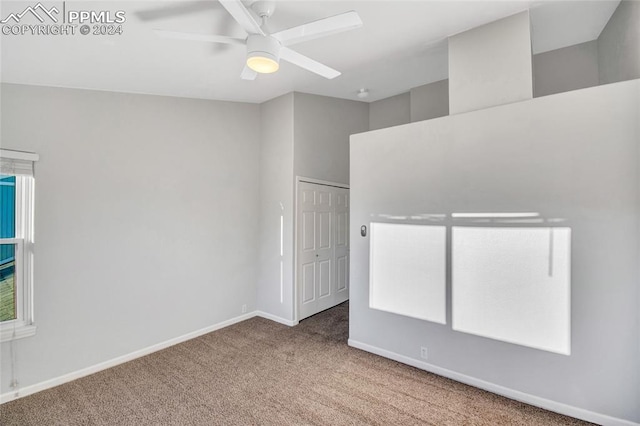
[0,0,619,103]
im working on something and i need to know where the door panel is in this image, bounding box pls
[302,212,316,252]
[336,211,348,248]
[318,211,332,250]
[318,259,331,298]
[301,188,315,205]
[318,190,331,207]
[337,255,348,291]
[301,262,316,303]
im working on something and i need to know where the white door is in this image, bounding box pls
[297,182,349,320]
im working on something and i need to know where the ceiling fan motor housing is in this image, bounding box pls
[246,35,281,73]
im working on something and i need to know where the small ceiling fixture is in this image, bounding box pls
[357,88,369,99]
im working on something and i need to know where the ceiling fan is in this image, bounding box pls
[154,0,363,80]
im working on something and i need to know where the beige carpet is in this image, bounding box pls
[1,302,590,425]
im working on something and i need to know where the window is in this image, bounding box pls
[0,149,38,342]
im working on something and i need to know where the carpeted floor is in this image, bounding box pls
[1,302,590,425]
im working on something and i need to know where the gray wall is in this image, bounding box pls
[368,0,638,130]
[0,83,261,394]
[410,80,449,122]
[449,11,532,114]
[256,92,368,323]
[533,41,599,98]
[369,83,450,130]
[257,94,295,322]
[294,93,369,184]
[368,92,410,131]
[598,0,640,85]
[350,80,640,423]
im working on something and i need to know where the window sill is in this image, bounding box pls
[0,324,37,343]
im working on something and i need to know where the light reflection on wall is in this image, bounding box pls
[452,226,571,355]
[368,213,571,355]
[369,223,446,324]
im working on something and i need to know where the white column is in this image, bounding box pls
[449,11,533,114]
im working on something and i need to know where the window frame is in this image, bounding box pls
[0,151,37,342]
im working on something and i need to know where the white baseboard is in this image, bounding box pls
[256,311,298,327]
[0,312,258,404]
[348,339,639,426]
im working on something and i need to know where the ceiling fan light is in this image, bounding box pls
[246,34,281,74]
[246,54,279,74]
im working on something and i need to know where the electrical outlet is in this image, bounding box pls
[241,304,247,314]
[420,347,428,360]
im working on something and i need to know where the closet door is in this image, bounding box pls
[297,182,349,321]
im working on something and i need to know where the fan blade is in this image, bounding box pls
[271,11,362,46]
[154,30,245,46]
[280,47,341,79]
[241,65,258,80]
[219,0,264,36]
[211,9,236,54]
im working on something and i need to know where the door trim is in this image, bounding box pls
[297,176,350,190]
[294,176,349,323]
